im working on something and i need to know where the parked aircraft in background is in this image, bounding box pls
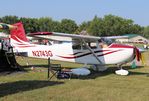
[0,23,17,50]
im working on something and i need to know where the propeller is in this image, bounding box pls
[135,47,146,65]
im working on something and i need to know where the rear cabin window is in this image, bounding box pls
[89,42,97,49]
[72,43,81,50]
[72,42,97,50]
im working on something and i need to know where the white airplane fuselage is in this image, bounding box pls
[12,38,135,65]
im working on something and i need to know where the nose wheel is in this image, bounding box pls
[115,64,129,76]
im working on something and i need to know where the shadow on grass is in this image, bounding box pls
[122,66,149,75]
[20,65,149,79]
[128,71,149,75]
[0,71,27,77]
[72,67,117,80]
[22,64,48,68]
[74,65,149,79]
[0,80,64,97]
[0,65,28,76]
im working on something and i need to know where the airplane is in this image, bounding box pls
[9,22,142,75]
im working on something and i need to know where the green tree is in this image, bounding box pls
[0,15,144,37]
[78,15,143,37]
[50,21,61,32]
[60,19,78,33]
[143,26,149,38]
[38,17,54,32]
[1,15,19,24]
[20,17,39,33]
[127,24,143,34]
[102,15,130,36]
[76,21,90,34]
[87,16,103,36]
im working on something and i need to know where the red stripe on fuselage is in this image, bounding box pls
[57,50,122,59]
[109,43,134,48]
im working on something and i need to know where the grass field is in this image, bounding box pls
[0,52,149,101]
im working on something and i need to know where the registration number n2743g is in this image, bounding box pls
[32,50,53,57]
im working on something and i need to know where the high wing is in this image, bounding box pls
[27,32,101,42]
[27,32,128,42]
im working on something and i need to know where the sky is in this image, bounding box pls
[0,0,149,26]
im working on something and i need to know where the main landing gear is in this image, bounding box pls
[91,65,108,72]
[115,64,129,76]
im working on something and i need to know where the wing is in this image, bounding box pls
[102,36,128,39]
[0,23,17,30]
[27,32,128,42]
[27,32,101,42]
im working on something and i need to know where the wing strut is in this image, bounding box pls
[82,39,102,64]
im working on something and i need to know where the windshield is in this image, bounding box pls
[100,38,113,46]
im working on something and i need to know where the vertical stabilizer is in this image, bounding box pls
[10,22,28,42]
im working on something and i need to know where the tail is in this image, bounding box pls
[10,22,28,43]
[10,22,34,49]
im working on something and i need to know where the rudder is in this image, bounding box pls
[10,22,28,42]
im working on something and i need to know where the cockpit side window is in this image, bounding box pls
[53,41,63,44]
[72,41,97,50]
[101,38,113,46]
[98,38,113,48]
